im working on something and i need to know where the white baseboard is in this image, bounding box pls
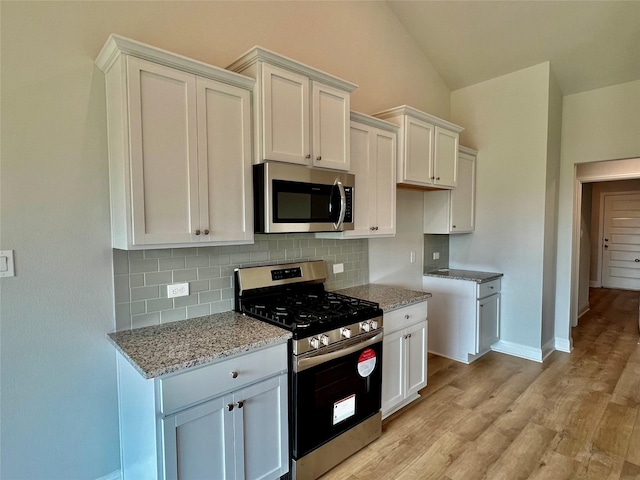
[541,338,555,361]
[554,337,572,353]
[96,470,120,480]
[491,340,543,363]
[589,280,600,288]
[578,304,590,318]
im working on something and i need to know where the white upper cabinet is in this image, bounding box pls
[96,35,254,249]
[349,112,398,237]
[228,46,356,171]
[374,106,463,189]
[424,146,477,234]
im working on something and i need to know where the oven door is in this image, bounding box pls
[291,331,383,459]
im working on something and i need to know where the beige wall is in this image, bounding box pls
[0,2,450,478]
[555,80,640,343]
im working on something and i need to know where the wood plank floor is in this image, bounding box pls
[320,288,640,480]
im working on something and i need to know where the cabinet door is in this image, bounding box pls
[382,329,405,416]
[450,151,476,233]
[372,128,396,235]
[433,127,458,188]
[127,57,199,245]
[312,82,350,171]
[402,116,434,185]
[236,373,289,480]
[348,123,372,236]
[162,394,235,480]
[405,321,428,398]
[262,63,310,165]
[477,294,500,354]
[196,78,253,243]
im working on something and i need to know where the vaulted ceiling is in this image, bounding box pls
[387,0,640,95]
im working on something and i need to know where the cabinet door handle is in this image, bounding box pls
[316,156,322,161]
[452,225,456,229]
[370,226,375,231]
[227,403,234,411]
[195,229,201,235]
[237,401,244,409]
[436,177,441,181]
[305,154,311,159]
[405,314,410,319]
[407,333,412,338]
[203,229,210,235]
[231,371,239,379]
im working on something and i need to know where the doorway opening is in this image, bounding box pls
[573,158,640,333]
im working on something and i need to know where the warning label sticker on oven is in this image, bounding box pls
[357,348,377,377]
[333,394,356,425]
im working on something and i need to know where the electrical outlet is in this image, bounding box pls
[333,263,344,274]
[167,282,189,298]
[433,252,440,260]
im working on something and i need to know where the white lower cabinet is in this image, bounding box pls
[381,301,428,419]
[116,343,289,480]
[422,276,501,364]
[163,374,287,480]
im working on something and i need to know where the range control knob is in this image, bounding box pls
[319,334,330,346]
[360,321,371,333]
[309,337,320,349]
[370,320,378,330]
[341,327,351,339]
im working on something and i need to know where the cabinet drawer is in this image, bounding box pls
[159,343,287,414]
[478,279,501,299]
[384,301,428,333]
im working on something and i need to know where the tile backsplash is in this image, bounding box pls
[112,234,369,331]
[423,234,449,271]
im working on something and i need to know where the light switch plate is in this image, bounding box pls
[333,263,344,274]
[0,250,15,277]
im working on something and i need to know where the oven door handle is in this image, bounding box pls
[295,332,383,372]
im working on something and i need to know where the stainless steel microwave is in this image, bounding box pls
[254,162,355,233]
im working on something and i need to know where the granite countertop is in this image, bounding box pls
[336,284,431,312]
[108,311,291,379]
[423,269,503,283]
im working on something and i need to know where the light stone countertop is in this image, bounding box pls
[423,269,503,283]
[336,284,431,312]
[108,311,291,379]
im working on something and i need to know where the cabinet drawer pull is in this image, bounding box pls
[231,371,239,379]
[227,403,234,411]
[237,401,244,409]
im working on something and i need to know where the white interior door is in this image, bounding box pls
[602,193,640,290]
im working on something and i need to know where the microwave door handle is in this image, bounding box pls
[333,179,346,230]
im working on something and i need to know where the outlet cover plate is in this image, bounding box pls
[167,282,189,298]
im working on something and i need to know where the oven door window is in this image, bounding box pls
[273,180,341,224]
[292,340,383,459]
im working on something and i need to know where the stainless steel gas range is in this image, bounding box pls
[234,260,383,480]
